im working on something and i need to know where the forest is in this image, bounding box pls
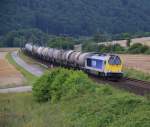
[0,0,150,36]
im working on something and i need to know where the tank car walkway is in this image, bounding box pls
[11,51,44,77]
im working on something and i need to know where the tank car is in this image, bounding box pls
[77,52,94,68]
[37,47,44,58]
[47,48,54,61]
[25,43,32,53]
[41,47,49,60]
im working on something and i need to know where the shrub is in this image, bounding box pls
[32,68,60,102]
[49,68,72,102]
[48,37,75,50]
[145,49,150,54]
[82,42,99,52]
[62,71,93,98]
[99,44,125,53]
[128,43,150,54]
[33,68,93,102]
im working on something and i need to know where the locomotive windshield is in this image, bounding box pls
[108,55,121,65]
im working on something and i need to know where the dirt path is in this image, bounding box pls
[0,52,25,89]
[11,51,44,77]
[0,86,32,93]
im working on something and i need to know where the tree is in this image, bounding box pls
[82,42,99,52]
[48,37,75,49]
[128,43,149,54]
[93,33,108,43]
[126,38,131,47]
[0,28,50,47]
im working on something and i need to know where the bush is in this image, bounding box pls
[48,37,75,50]
[49,68,72,102]
[32,68,60,102]
[82,42,99,52]
[128,43,150,54]
[98,44,125,53]
[33,68,93,102]
[62,71,93,98]
[145,49,150,54]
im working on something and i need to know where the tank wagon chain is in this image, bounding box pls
[24,43,150,95]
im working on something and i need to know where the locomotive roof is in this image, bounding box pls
[87,54,109,60]
[87,53,120,60]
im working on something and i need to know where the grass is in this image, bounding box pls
[124,68,150,82]
[0,88,150,127]
[6,52,38,85]
[0,68,150,127]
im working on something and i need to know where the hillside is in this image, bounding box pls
[0,0,150,36]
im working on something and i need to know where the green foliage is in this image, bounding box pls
[145,49,150,54]
[83,43,125,53]
[1,0,150,36]
[121,33,131,39]
[106,44,125,53]
[82,42,99,52]
[128,43,150,54]
[32,68,60,102]
[83,40,150,54]
[33,68,92,102]
[48,37,75,49]
[126,38,131,47]
[93,33,109,43]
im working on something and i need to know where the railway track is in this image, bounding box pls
[121,78,150,95]
[23,52,150,96]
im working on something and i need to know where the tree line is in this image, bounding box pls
[0,28,149,54]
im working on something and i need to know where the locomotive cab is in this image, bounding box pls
[85,54,123,79]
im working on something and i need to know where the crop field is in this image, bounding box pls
[119,54,150,73]
[0,52,25,88]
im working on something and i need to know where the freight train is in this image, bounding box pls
[24,43,123,79]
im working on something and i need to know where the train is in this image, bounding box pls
[24,43,123,79]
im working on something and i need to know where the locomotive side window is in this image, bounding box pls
[108,56,121,65]
[87,58,92,66]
